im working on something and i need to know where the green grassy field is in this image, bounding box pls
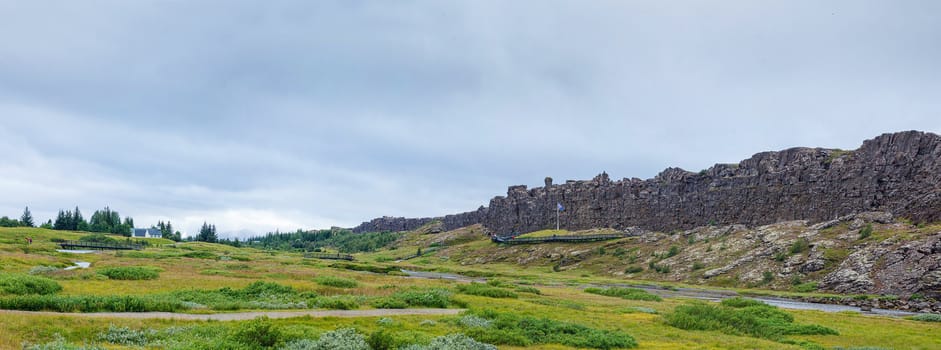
[1,226,939,349]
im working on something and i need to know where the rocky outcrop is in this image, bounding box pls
[351,216,436,233]
[821,233,941,299]
[353,131,941,235]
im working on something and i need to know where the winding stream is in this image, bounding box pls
[399,269,917,317]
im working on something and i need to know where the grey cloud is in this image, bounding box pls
[0,0,939,237]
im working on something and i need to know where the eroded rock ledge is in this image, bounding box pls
[353,130,941,234]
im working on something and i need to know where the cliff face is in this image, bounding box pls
[352,131,941,234]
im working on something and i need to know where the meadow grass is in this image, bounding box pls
[1,226,940,350]
[584,287,662,302]
[0,273,63,295]
[455,283,518,298]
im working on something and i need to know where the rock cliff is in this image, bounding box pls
[352,131,941,234]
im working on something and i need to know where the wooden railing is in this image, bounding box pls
[58,240,143,251]
[491,233,631,245]
[304,252,354,261]
[394,247,440,261]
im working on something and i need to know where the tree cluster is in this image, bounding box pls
[155,221,182,241]
[53,207,88,231]
[50,206,134,236]
[243,228,400,253]
[195,222,218,243]
[0,207,35,228]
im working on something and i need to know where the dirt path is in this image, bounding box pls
[0,308,464,321]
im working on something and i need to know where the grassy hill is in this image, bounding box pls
[0,226,938,349]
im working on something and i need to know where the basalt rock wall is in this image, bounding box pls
[352,131,941,234]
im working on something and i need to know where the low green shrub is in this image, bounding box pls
[665,298,837,343]
[367,330,397,350]
[0,273,62,295]
[456,283,518,298]
[624,266,644,274]
[584,287,662,302]
[459,315,494,328]
[242,281,295,296]
[619,307,657,314]
[462,310,637,349]
[286,328,369,350]
[790,238,810,255]
[371,297,408,309]
[666,245,680,257]
[792,282,818,293]
[691,262,705,271]
[392,288,452,308]
[234,316,281,348]
[316,295,361,310]
[29,266,61,276]
[0,294,186,312]
[528,298,585,310]
[314,276,358,288]
[97,266,160,280]
[515,286,541,295]
[911,313,941,322]
[23,334,105,350]
[181,251,216,259]
[329,262,400,274]
[399,334,497,350]
[98,325,158,346]
[859,224,873,239]
[485,279,514,288]
[0,281,312,313]
[720,297,767,308]
[648,262,670,273]
[762,271,775,284]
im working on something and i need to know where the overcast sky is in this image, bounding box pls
[1,1,939,237]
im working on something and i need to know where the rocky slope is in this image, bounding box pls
[428,212,941,310]
[353,130,941,235]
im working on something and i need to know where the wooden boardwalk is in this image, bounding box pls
[58,240,143,251]
[304,252,354,261]
[491,233,630,245]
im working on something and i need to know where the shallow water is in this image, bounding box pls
[56,249,96,254]
[63,262,91,270]
[400,269,486,282]
[399,269,918,316]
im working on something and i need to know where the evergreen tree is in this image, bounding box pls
[88,207,133,236]
[64,210,74,230]
[73,206,88,231]
[197,222,218,243]
[40,219,53,229]
[158,221,175,240]
[89,208,113,233]
[53,210,69,230]
[20,206,34,227]
[121,217,134,236]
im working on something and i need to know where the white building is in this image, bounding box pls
[132,228,162,238]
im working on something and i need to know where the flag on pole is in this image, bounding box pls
[557,203,564,211]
